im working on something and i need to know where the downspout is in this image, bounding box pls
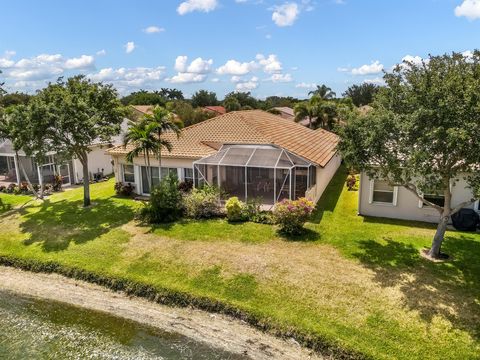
[357,172,363,216]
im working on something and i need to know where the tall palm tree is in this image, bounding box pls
[308,84,336,100]
[145,106,182,171]
[294,96,322,129]
[123,120,158,191]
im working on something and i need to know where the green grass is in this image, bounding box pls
[0,169,479,360]
[0,193,32,214]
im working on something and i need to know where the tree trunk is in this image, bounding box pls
[308,116,312,129]
[427,189,452,259]
[145,151,152,191]
[79,152,90,207]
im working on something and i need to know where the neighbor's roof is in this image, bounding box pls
[273,107,295,117]
[109,110,339,167]
[131,105,154,115]
[203,106,226,115]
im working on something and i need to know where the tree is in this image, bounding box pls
[191,90,218,108]
[144,106,181,169]
[308,84,336,99]
[121,90,166,106]
[123,120,158,191]
[294,96,322,129]
[0,92,32,108]
[343,83,380,107]
[223,91,258,109]
[223,97,241,112]
[23,75,125,207]
[159,88,184,100]
[338,51,480,259]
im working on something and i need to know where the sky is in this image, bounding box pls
[1,0,480,99]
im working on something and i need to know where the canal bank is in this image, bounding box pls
[0,266,322,360]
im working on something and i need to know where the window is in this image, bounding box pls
[183,168,193,182]
[123,164,135,183]
[422,192,445,208]
[160,167,178,179]
[370,179,397,205]
[309,166,317,188]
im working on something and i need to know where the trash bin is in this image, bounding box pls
[451,208,479,231]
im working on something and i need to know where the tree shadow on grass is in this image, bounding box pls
[353,235,480,340]
[310,167,348,224]
[277,228,321,242]
[19,198,136,252]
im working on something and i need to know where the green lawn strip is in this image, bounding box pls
[0,193,33,214]
[0,174,479,359]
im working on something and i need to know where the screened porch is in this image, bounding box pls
[193,145,317,205]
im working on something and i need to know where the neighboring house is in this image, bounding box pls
[358,172,480,223]
[203,106,226,116]
[109,110,340,205]
[130,105,154,118]
[272,107,310,127]
[0,119,129,186]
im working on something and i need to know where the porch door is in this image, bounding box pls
[57,163,71,185]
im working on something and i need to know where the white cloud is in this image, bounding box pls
[364,77,384,85]
[64,55,95,69]
[455,0,480,20]
[169,55,213,84]
[351,60,383,75]
[269,73,293,82]
[88,66,166,93]
[143,26,165,34]
[177,0,218,15]
[167,73,207,83]
[125,41,136,54]
[265,34,272,39]
[236,76,259,90]
[217,59,257,75]
[295,82,316,89]
[272,3,299,27]
[231,75,242,83]
[211,77,220,82]
[337,66,350,72]
[256,54,282,73]
[96,49,106,56]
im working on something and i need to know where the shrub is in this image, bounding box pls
[184,185,222,219]
[53,175,63,192]
[0,185,5,193]
[346,175,357,191]
[6,183,17,194]
[114,182,134,196]
[273,198,315,235]
[138,175,183,223]
[178,179,193,193]
[225,197,245,222]
[19,182,30,194]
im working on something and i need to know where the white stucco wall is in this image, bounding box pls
[306,153,342,203]
[73,145,115,183]
[358,172,477,223]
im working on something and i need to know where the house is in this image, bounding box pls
[203,106,226,117]
[272,107,311,127]
[358,172,480,223]
[109,110,340,205]
[0,119,129,187]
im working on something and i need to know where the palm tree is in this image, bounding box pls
[145,106,182,171]
[308,84,336,100]
[123,120,158,191]
[294,96,322,129]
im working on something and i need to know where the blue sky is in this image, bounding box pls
[1,0,480,99]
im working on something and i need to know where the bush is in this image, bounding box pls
[178,180,193,193]
[138,175,183,223]
[114,182,134,196]
[0,185,5,193]
[6,183,17,194]
[53,175,63,192]
[184,185,222,219]
[346,175,357,191]
[225,197,245,222]
[273,198,315,235]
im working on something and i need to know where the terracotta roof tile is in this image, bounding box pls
[109,110,339,167]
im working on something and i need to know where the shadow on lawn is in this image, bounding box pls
[19,198,135,252]
[310,167,348,224]
[354,235,480,339]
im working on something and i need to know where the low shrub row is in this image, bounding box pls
[0,177,63,196]
[0,255,366,360]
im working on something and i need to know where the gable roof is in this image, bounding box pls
[109,110,339,167]
[203,106,226,115]
[131,105,154,115]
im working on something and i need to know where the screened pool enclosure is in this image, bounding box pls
[193,145,317,205]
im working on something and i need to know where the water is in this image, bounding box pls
[0,290,248,360]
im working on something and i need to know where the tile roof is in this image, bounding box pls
[108,110,339,167]
[203,106,226,115]
[131,105,154,115]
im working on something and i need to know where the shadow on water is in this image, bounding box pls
[353,235,480,340]
[19,198,136,252]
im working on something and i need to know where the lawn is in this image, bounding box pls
[0,193,33,214]
[0,168,479,360]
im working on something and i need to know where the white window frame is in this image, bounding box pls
[182,167,194,182]
[417,183,451,208]
[369,179,398,206]
[475,200,480,212]
[122,164,135,183]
